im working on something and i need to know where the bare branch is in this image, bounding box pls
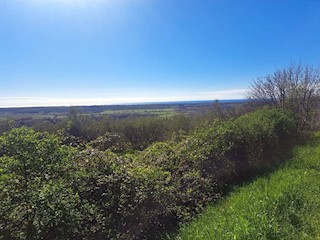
[248,63,320,130]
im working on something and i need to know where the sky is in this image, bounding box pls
[1,0,320,107]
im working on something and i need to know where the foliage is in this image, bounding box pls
[61,108,194,151]
[27,103,252,152]
[171,133,320,240]
[0,128,87,240]
[0,119,15,135]
[0,108,298,239]
[88,132,131,152]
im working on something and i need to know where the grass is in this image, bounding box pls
[169,133,320,240]
[101,108,177,117]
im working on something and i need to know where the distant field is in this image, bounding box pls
[101,108,177,117]
[0,114,65,120]
[0,100,246,121]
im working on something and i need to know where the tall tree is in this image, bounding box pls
[248,64,320,130]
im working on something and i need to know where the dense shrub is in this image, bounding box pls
[115,108,297,237]
[88,132,131,152]
[32,111,195,152]
[0,128,87,239]
[0,108,298,239]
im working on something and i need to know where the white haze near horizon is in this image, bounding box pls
[0,88,247,108]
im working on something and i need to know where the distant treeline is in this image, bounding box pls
[0,100,246,116]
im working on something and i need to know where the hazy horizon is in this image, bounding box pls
[0,97,249,109]
[0,88,247,108]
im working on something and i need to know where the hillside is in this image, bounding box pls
[171,133,320,239]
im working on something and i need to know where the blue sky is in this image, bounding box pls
[1,0,320,107]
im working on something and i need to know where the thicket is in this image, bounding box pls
[31,112,195,152]
[0,108,298,239]
[172,133,320,240]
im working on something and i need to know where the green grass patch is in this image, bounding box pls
[170,133,320,240]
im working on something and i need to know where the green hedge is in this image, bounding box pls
[0,108,297,239]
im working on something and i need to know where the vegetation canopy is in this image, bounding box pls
[0,108,299,239]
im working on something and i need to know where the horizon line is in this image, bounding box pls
[0,98,248,109]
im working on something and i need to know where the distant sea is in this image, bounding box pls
[130,99,249,105]
[0,99,249,112]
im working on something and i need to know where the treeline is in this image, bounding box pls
[0,108,298,239]
[0,101,253,153]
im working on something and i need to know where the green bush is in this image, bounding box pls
[0,108,298,239]
[0,128,88,239]
[128,108,298,236]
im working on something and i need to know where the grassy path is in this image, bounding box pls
[170,133,320,240]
